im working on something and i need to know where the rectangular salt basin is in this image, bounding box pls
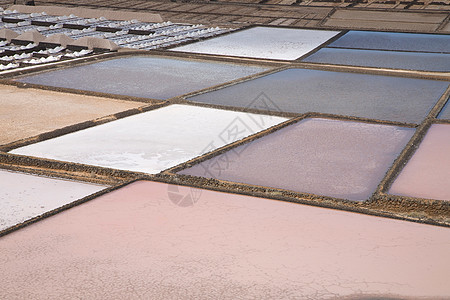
[0,84,143,145]
[1,180,449,299]
[303,47,450,72]
[10,104,288,174]
[171,27,341,60]
[0,169,107,232]
[16,56,269,100]
[180,118,414,201]
[438,99,450,120]
[188,68,449,124]
[389,124,450,201]
[329,31,450,53]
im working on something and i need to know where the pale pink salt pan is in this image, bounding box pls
[389,124,450,201]
[180,118,415,201]
[0,181,449,299]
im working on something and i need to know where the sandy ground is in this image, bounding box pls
[0,84,142,145]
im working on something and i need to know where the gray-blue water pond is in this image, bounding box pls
[328,31,450,53]
[303,48,450,72]
[438,99,450,120]
[187,68,449,124]
[16,56,269,99]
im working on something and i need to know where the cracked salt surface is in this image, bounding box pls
[0,169,107,232]
[180,118,415,201]
[1,180,449,299]
[10,104,288,174]
[171,27,341,60]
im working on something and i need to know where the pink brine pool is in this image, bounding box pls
[179,118,415,201]
[1,180,449,299]
[389,123,450,201]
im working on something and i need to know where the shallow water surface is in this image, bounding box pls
[188,68,449,124]
[303,47,450,72]
[17,56,268,99]
[389,124,450,201]
[438,100,450,119]
[180,118,415,201]
[329,31,450,53]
